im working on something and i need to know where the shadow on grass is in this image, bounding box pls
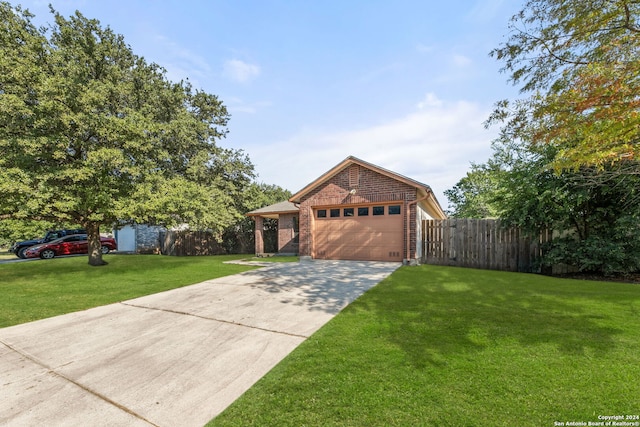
[357,266,631,368]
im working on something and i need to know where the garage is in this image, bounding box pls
[313,204,403,262]
[249,156,447,264]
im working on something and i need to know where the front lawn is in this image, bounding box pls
[209,265,640,427]
[0,254,258,328]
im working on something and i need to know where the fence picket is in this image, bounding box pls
[160,231,226,256]
[422,219,546,272]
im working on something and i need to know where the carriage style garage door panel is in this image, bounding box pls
[313,205,403,262]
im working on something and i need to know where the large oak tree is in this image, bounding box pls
[0,4,254,265]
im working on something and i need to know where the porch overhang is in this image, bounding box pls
[246,201,300,256]
[245,200,299,219]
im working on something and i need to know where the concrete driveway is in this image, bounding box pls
[0,259,399,427]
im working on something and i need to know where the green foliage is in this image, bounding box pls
[447,140,640,274]
[492,150,640,274]
[0,4,254,265]
[545,216,640,275]
[488,0,640,169]
[0,218,91,250]
[0,219,53,248]
[222,183,292,253]
[444,164,500,218]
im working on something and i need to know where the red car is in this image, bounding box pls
[24,234,118,259]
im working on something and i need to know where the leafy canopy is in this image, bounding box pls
[0,4,254,264]
[488,0,640,169]
[222,183,293,254]
[446,140,640,274]
[444,164,500,218]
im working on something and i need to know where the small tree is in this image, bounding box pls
[488,0,640,170]
[447,141,640,274]
[0,4,254,265]
[444,164,500,218]
[479,0,640,274]
[222,183,292,254]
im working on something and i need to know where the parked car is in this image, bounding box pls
[24,235,118,259]
[10,228,86,259]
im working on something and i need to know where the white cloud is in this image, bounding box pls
[223,59,261,83]
[248,96,498,210]
[417,92,443,109]
[452,54,473,67]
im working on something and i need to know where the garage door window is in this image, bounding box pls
[317,204,401,219]
[388,205,401,215]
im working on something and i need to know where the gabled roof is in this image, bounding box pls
[246,200,299,219]
[289,156,446,218]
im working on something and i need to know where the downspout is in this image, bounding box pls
[293,203,301,257]
[305,204,312,260]
[405,191,432,265]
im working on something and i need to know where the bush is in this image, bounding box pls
[543,216,640,275]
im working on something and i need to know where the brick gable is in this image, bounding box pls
[297,164,419,260]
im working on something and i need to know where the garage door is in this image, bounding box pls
[313,205,403,262]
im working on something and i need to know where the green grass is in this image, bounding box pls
[0,252,14,260]
[209,265,640,427]
[3,256,638,425]
[0,254,258,328]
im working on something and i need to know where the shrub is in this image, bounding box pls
[543,216,640,275]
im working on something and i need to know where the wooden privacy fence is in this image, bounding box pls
[422,219,552,272]
[160,231,226,256]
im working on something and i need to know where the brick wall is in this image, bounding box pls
[298,164,419,260]
[277,213,299,254]
[253,216,264,255]
[136,224,166,254]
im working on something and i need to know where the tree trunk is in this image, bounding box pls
[85,221,108,266]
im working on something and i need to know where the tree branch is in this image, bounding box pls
[623,0,640,32]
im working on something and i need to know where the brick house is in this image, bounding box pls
[247,156,446,263]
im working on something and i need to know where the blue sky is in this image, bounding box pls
[12,0,524,209]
